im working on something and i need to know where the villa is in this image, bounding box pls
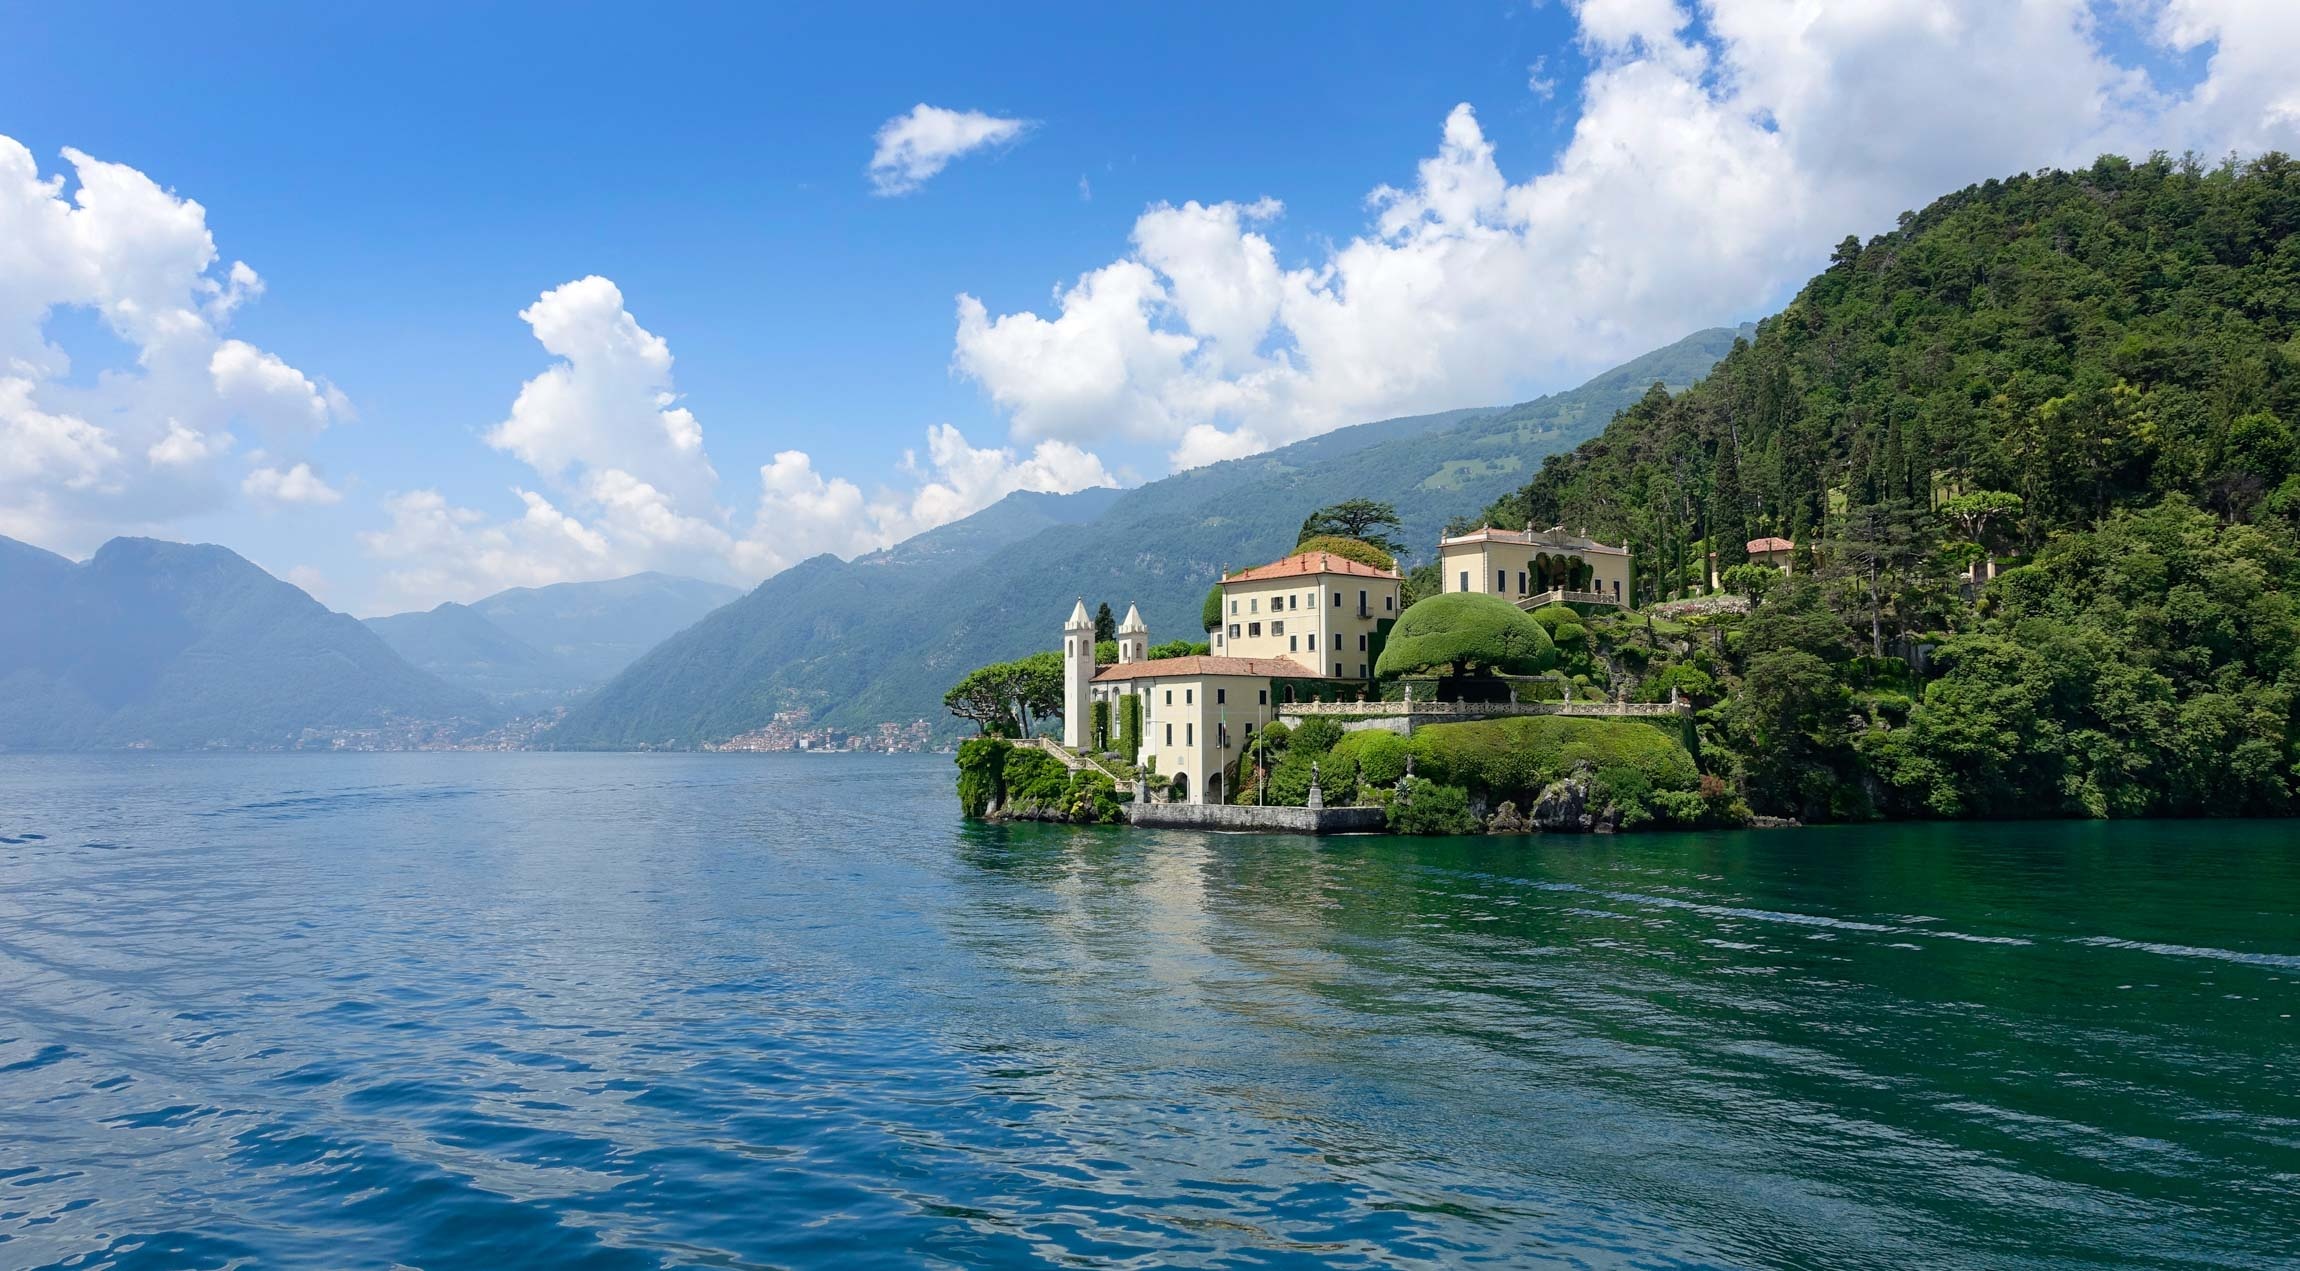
[1438,524,1632,608]
[1065,550,1402,805]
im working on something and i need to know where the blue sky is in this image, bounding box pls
[2,1,2292,613]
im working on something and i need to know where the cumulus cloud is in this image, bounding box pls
[362,277,1113,610]
[868,104,1032,196]
[952,0,2300,469]
[0,137,348,547]
[243,461,343,506]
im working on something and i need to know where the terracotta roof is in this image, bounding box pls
[1224,550,1401,582]
[1747,536,1795,553]
[1092,655,1324,683]
[1438,526,1630,556]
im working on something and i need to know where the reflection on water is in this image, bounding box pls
[0,753,2292,1269]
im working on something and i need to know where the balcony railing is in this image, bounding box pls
[1514,588,1626,611]
[1278,698,1690,719]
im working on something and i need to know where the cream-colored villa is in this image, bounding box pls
[1437,524,1633,608]
[1063,550,1402,805]
[1058,530,1645,804]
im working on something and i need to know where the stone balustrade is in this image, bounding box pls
[1277,698,1690,720]
[1514,588,1626,611]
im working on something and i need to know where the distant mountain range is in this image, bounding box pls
[0,536,491,750]
[0,325,1745,751]
[546,324,1752,749]
[365,573,741,708]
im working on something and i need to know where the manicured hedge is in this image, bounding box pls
[1374,593,1554,678]
[1405,716,1698,802]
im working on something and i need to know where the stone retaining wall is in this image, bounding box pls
[1125,803,1388,834]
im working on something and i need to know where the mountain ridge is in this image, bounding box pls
[0,535,491,749]
[365,571,744,707]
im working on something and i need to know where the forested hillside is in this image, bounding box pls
[1471,153,2300,820]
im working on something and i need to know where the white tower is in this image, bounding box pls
[1116,603,1148,664]
[1062,598,1095,749]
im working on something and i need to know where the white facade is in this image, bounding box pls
[1061,598,1095,750]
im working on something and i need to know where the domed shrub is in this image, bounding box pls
[1294,535,1397,572]
[1374,592,1555,678]
[1551,621,1588,653]
[1331,728,1410,786]
[1529,603,1579,633]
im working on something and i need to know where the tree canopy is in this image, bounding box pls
[1298,499,1406,555]
[942,651,1064,737]
[1293,535,1397,571]
[1374,593,1556,678]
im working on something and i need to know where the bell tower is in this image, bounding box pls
[1116,603,1148,664]
[1062,598,1095,749]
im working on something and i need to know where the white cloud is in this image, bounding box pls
[868,104,1032,196]
[952,0,2300,469]
[243,461,343,506]
[364,277,1113,610]
[486,276,718,504]
[0,137,348,547]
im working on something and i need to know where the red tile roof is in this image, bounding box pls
[1091,655,1324,683]
[1747,536,1795,553]
[1223,550,1401,582]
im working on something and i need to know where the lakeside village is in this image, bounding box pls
[951,510,1784,836]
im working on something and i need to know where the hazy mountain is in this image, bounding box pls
[366,572,741,707]
[546,326,1750,749]
[0,536,491,750]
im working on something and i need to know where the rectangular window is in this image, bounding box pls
[1333,590,1341,606]
[1250,597,1259,613]
[1497,569,1507,592]
[1518,571,1527,594]
[1385,595,1393,611]
[1249,621,1261,637]
[1308,633,1317,650]
[1228,623,1240,638]
[1258,689,1268,705]
[1185,688,1194,704]
[1289,636,1297,651]
[1359,589,1367,610]
[1271,620,1284,635]
[1230,599,1237,615]
[1165,723,1172,745]
[1164,689,1171,705]
[1186,723,1193,746]
[1289,593,1298,610]
[1358,633,1367,651]
[1359,663,1367,678]
[1216,688,1226,704]
[1334,661,1343,677]
[1459,570,1469,592]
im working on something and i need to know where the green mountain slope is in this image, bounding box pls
[547,326,1747,748]
[1465,153,2300,822]
[0,537,492,749]
[366,572,741,706]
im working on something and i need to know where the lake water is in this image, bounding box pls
[0,753,2293,1269]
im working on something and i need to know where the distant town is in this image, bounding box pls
[706,710,938,754]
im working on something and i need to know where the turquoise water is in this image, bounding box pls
[0,753,2293,1269]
